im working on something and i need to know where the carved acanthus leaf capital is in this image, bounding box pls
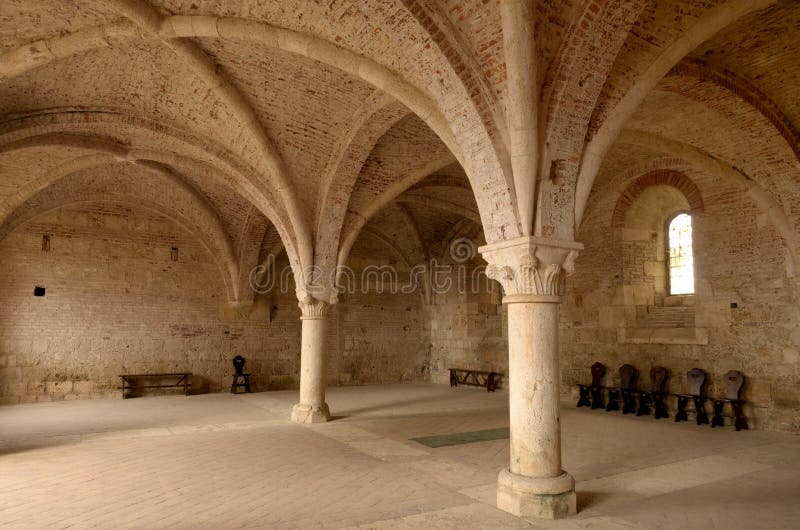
[485,264,516,294]
[479,236,583,298]
[298,296,331,319]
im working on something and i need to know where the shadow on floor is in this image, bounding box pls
[577,490,612,512]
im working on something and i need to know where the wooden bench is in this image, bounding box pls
[120,372,192,399]
[449,368,501,392]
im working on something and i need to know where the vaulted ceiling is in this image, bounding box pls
[1,1,798,302]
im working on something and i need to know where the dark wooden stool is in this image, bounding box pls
[577,362,606,409]
[675,368,709,424]
[712,370,748,431]
[637,366,669,419]
[607,364,637,414]
[230,355,252,394]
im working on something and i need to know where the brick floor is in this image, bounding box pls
[1,383,798,529]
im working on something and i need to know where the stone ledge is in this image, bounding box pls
[618,326,709,345]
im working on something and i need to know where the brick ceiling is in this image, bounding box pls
[1,0,797,301]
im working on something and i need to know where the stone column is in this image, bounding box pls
[479,236,582,519]
[290,297,332,423]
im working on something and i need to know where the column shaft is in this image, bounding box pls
[507,299,562,478]
[498,295,575,518]
[291,299,331,424]
[298,315,327,410]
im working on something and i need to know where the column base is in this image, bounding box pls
[290,403,331,424]
[496,469,576,520]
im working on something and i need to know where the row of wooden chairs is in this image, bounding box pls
[577,363,748,431]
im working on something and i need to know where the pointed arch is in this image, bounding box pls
[0,111,305,282]
[0,166,240,301]
[618,129,800,273]
[665,58,800,165]
[612,170,704,228]
[336,154,457,272]
[575,0,778,227]
[105,0,312,273]
[0,11,522,243]
[313,91,410,277]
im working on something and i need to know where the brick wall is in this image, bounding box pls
[334,230,431,386]
[563,169,800,433]
[419,170,800,433]
[0,202,302,402]
[6,181,797,433]
[0,201,431,403]
[336,292,429,385]
[426,257,507,386]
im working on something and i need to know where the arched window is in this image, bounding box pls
[667,213,694,295]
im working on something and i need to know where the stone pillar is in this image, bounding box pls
[290,298,332,423]
[479,236,582,519]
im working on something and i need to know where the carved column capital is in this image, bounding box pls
[479,236,582,300]
[298,296,331,319]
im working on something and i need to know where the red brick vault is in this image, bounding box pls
[611,169,704,228]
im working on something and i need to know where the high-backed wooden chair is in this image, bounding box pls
[606,364,638,414]
[640,366,669,419]
[675,368,709,424]
[577,362,606,409]
[711,370,748,430]
[230,355,252,394]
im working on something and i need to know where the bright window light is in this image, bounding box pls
[668,213,694,295]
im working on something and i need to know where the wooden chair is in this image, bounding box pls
[230,355,252,394]
[606,364,637,414]
[675,368,709,424]
[577,362,606,409]
[711,370,748,430]
[637,366,669,419]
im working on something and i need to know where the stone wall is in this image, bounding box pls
[427,256,507,386]
[336,293,429,385]
[419,169,800,433]
[335,231,431,386]
[0,201,430,403]
[0,202,303,402]
[5,178,798,433]
[562,168,800,433]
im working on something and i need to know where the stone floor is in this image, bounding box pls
[1,383,798,529]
